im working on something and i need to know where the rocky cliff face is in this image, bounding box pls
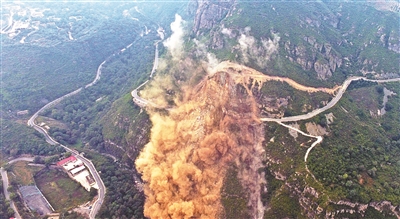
[192,0,235,36]
[100,101,151,165]
[191,0,399,82]
[388,30,400,54]
[285,36,343,80]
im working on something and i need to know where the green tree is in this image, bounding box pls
[33,156,44,164]
[7,207,14,218]
[9,193,17,200]
[64,151,72,157]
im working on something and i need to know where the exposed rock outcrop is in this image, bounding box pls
[328,200,400,218]
[192,0,235,36]
[314,60,332,80]
[285,37,342,80]
[388,31,400,53]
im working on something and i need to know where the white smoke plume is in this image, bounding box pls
[163,14,185,60]
[206,52,219,72]
[238,33,256,63]
[221,27,236,38]
[237,27,280,68]
[193,39,219,73]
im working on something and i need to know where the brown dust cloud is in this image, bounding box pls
[135,65,266,219]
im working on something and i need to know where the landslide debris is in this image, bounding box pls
[136,66,266,219]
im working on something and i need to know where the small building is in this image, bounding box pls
[70,165,86,176]
[86,175,95,185]
[63,159,83,171]
[56,156,77,166]
[57,156,99,191]
[47,213,60,219]
[17,110,29,115]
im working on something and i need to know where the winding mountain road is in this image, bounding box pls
[127,42,400,217]
[134,56,400,113]
[261,77,400,122]
[263,77,400,179]
[260,76,363,122]
[131,59,399,168]
[0,157,34,219]
[131,41,160,107]
[126,29,400,216]
[26,41,138,219]
[1,167,21,219]
[263,76,399,167]
[270,77,400,217]
[150,43,159,78]
[131,80,151,107]
[27,59,108,219]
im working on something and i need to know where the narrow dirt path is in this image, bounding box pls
[214,61,341,94]
[276,122,322,163]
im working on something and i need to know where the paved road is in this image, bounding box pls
[1,168,21,219]
[28,97,105,219]
[260,77,400,122]
[132,56,399,124]
[28,98,105,219]
[8,157,35,164]
[131,41,160,107]
[150,43,159,78]
[25,41,137,219]
[271,77,400,216]
[132,59,399,167]
[131,80,150,107]
[263,76,400,174]
[365,78,400,83]
[0,157,35,219]
[263,77,399,164]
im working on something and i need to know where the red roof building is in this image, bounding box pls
[57,156,77,166]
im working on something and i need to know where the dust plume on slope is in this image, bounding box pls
[163,14,185,61]
[235,27,280,68]
[135,68,266,218]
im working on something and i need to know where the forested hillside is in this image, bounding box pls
[1,0,399,218]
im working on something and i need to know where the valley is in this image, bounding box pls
[133,49,400,218]
[1,1,399,219]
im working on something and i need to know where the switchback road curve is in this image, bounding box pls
[27,42,138,219]
[131,41,160,107]
[131,59,400,167]
[260,77,400,122]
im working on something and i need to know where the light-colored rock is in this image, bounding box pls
[305,122,328,136]
[314,60,332,80]
[288,123,299,139]
[325,112,335,125]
